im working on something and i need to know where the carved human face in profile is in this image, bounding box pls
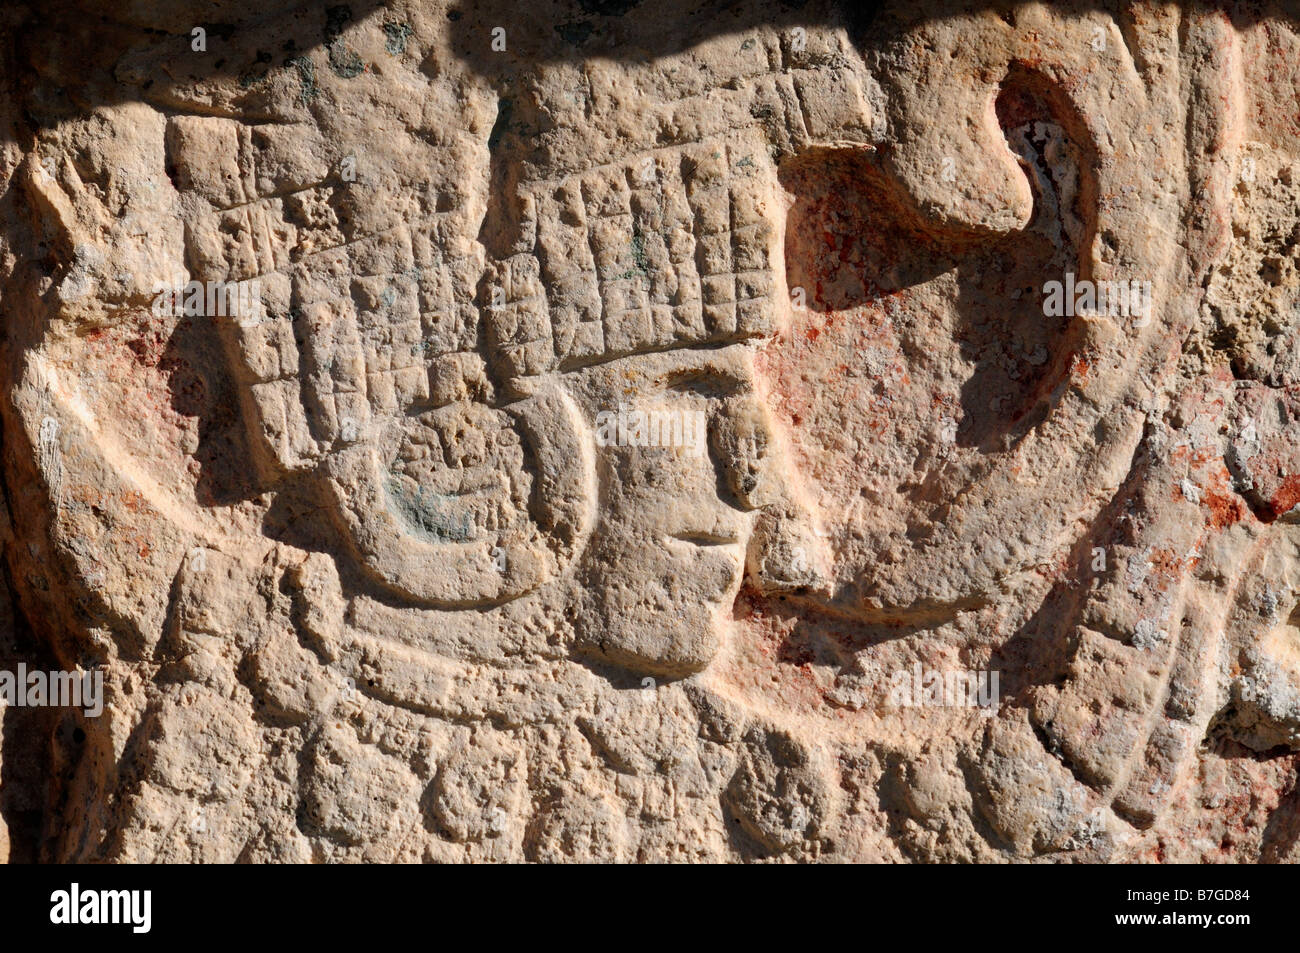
[430,6,1170,682]
[481,141,791,677]
[20,5,852,692]
[472,35,880,677]
[8,4,1179,678]
[562,347,765,677]
[11,0,1300,865]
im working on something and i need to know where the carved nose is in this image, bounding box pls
[707,392,832,596]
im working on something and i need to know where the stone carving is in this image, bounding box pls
[0,0,1298,863]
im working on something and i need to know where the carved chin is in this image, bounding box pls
[574,538,744,678]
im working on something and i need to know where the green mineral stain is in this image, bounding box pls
[616,233,650,280]
[384,22,414,55]
[631,233,650,274]
[386,476,472,543]
[323,5,364,78]
[328,41,365,78]
[289,56,319,104]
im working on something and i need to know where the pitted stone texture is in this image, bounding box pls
[0,0,1299,864]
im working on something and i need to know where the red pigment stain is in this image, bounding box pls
[130,534,152,560]
[1267,474,1300,522]
[726,587,828,713]
[1146,547,1198,590]
[1203,491,1247,530]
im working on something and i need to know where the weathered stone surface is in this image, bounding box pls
[0,0,1298,863]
